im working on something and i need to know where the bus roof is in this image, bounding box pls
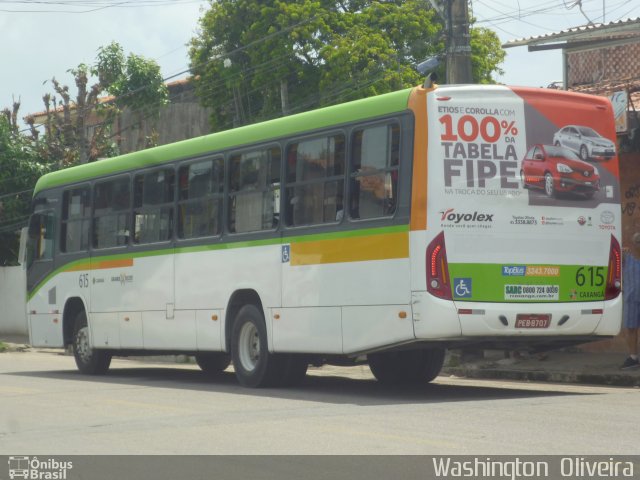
[33,87,414,196]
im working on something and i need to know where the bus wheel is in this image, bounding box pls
[231,304,283,387]
[278,355,308,387]
[72,310,111,375]
[368,348,445,384]
[195,353,231,375]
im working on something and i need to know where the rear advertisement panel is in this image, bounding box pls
[426,85,621,303]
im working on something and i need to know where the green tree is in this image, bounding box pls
[189,0,505,130]
[317,0,442,104]
[99,42,169,150]
[25,41,168,166]
[470,26,505,84]
[190,0,331,130]
[0,43,168,262]
[0,105,53,264]
[26,63,116,167]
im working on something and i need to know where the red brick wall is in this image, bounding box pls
[568,42,640,87]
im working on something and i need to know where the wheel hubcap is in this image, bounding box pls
[545,176,553,196]
[238,322,260,372]
[75,326,92,363]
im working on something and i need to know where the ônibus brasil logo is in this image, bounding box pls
[439,208,494,224]
[8,456,73,480]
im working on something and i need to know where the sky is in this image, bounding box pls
[0,0,639,122]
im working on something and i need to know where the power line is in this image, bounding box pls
[17,6,331,135]
[0,188,34,201]
[0,0,204,13]
[474,0,566,31]
[8,1,442,176]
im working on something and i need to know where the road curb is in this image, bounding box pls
[0,341,30,353]
[442,365,640,387]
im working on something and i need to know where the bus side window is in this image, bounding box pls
[27,210,55,266]
[349,123,399,220]
[228,146,281,233]
[177,157,223,239]
[285,134,345,227]
[133,168,175,244]
[60,187,91,253]
[93,176,131,249]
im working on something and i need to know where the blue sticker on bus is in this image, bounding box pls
[502,265,526,276]
[454,278,472,298]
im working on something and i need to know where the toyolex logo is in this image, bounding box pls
[502,266,526,276]
[439,208,494,223]
[8,456,72,479]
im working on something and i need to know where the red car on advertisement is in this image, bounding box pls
[520,144,599,199]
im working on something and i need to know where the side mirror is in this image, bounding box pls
[534,153,544,160]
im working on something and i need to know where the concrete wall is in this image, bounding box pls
[116,102,213,155]
[0,266,27,335]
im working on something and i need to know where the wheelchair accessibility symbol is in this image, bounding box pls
[454,278,472,298]
[281,245,290,263]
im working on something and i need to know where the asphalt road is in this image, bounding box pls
[1,349,639,455]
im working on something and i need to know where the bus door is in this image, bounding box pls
[26,191,61,346]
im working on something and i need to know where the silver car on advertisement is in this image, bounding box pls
[552,125,616,161]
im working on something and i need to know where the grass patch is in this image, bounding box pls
[0,342,7,353]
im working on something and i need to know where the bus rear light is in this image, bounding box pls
[605,235,621,300]
[426,231,452,300]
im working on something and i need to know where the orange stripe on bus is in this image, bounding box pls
[408,86,432,231]
[91,258,134,270]
[290,231,408,266]
[66,262,92,272]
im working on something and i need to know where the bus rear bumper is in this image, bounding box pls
[411,290,622,341]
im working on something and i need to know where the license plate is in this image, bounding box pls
[515,314,551,328]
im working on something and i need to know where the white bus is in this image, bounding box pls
[26,83,622,387]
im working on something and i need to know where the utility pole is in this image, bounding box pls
[446,0,473,84]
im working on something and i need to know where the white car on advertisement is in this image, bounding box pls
[553,125,616,161]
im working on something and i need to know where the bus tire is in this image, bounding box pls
[278,355,308,387]
[231,304,283,387]
[368,348,445,384]
[72,310,111,375]
[195,353,231,375]
[421,348,446,382]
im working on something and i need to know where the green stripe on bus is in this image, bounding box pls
[27,224,410,299]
